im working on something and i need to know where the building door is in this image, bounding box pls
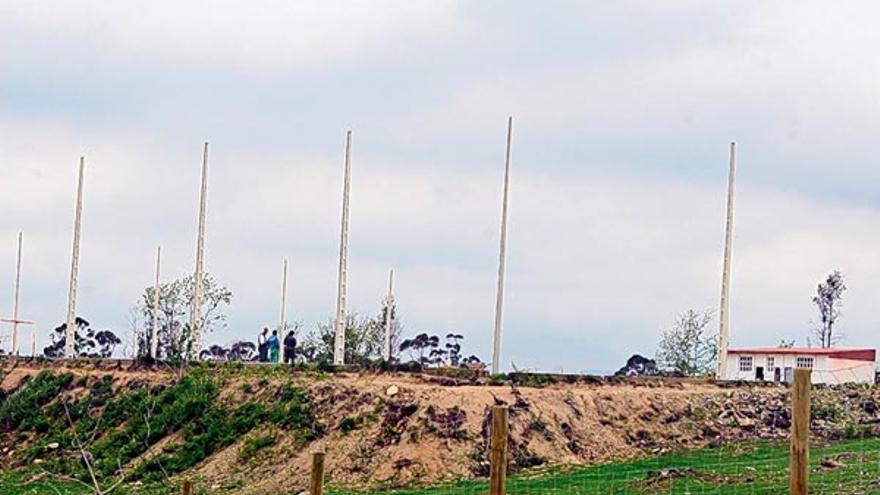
[784,367,793,383]
[755,366,764,381]
[774,367,781,382]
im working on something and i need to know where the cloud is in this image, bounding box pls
[0,1,461,75]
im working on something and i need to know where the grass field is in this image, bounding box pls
[331,437,880,495]
[3,437,880,494]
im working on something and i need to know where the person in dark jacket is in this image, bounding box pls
[283,331,297,364]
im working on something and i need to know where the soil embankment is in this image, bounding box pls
[1,359,876,493]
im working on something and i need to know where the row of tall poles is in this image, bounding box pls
[3,118,516,372]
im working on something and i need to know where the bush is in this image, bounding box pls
[340,415,364,433]
[238,434,275,462]
[0,371,74,433]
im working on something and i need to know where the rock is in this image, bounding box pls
[736,416,756,428]
[33,459,43,465]
[386,385,399,397]
[821,456,846,469]
[702,425,720,439]
[46,442,60,450]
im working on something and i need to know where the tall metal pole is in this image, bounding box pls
[716,142,736,379]
[279,258,288,363]
[383,268,395,361]
[12,232,22,355]
[65,157,85,358]
[150,245,161,359]
[491,117,513,375]
[333,131,352,366]
[191,142,209,359]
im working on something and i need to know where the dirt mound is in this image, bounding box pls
[1,359,878,494]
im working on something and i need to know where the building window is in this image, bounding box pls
[767,357,775,369]
[739,356,753,372]
[796,357,814,369]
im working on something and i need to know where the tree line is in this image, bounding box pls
[36,273,483,369]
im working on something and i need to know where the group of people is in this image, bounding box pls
[256,327,297,363]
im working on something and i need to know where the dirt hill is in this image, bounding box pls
[1,359,877,494]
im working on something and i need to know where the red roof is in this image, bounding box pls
[728,347,876,362]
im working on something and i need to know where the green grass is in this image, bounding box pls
[5,437,880,494]
[330,437,880,495]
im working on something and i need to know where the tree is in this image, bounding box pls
[132,273,232,361]
[44,317,121,358]
[811,270,846,348]
[656,309,717,377]
[444,333,464,366]
[400,333,440,366]
[298,314,383,365]
[614,354,658,377]
[379,296,404,361]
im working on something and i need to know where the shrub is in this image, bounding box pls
[238,434,275,462]
[340,415,364,433]
[0,371,74,433]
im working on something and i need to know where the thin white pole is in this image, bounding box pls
[279,258,288,363]
[151,245,161,359]
[383,268,394,361]
[12,232,22,355]
[65,157,85,358]
[191,142,209,359]
[333,131,353,366]
[491,117,513,375]
[716,142,736,379]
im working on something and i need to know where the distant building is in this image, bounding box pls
[722,347,876,385]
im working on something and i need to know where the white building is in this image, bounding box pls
[723,347,876,385]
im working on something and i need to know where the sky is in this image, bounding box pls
[1,1,880,373]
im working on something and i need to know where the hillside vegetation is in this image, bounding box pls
[1,360,879,494]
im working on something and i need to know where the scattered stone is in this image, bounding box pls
[33,459,43,465]
[386,385,399,397]
[821,456,847,469]
[645,468,700,485]
[46,442,60,450]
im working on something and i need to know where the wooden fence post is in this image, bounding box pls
[489,405,509,495]
[310,451,325,495]
[181,480,193,495]
[790,368,811,495]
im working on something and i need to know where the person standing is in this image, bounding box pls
[283,330,297,364]
[267,329,280,363]
[257,327,269,362]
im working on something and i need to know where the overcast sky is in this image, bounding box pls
[1,1,879,372]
